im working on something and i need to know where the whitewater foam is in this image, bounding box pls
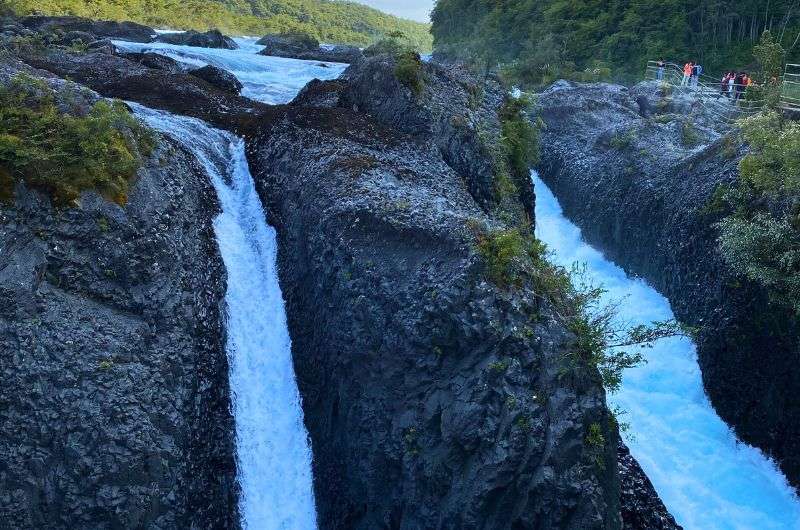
[132,103,317,530]
[113,37,348,104]
[533,172,800,530]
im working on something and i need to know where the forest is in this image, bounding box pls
[431,0,800,85]
[2,0,433,50]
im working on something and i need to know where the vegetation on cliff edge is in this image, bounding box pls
[715,111,800,314]
[0,74,153,204]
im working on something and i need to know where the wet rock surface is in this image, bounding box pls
[190,64,243,95]
[618,442,682,530]
[0,66,238,528]
[18,15,155,43]
[257,34,363,63]
[536,79,800,490]
[15,47,269,135]
[154,29,238,50]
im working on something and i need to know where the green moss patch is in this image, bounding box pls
[0,74,154,205]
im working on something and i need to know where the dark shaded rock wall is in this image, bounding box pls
[247,98,621,528]
[536,80,800,489]
[0,105,238,527]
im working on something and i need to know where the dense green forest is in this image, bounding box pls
[2,0,432,50]
[431,0,800,85]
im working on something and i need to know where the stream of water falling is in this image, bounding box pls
[533,172,800,530]
[130,103,317,530]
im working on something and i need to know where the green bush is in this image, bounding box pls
[0,74,154,204]
[500,95,541,178]
[713,112,800,314]
[394,50,424,96]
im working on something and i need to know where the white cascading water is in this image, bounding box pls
[119,32,800,528]
[533,172,800,530]
[130,102,317,529]
[114,36,348,104]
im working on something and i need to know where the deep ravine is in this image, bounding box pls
[131,104,318,529]
[533,172,800,529]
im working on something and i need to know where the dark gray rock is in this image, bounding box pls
[119,51,186,73]
[154,29,237,50]
[19,15,154,43]
[257,32,317,54]
[337,55,534,220]
[259,40,363,63]
[16,47,268,135]
[618,442,682,529]
[291,78,347,107]
[87,38,116,54]
[0,70,238,528]
[191,64,243,95]
[536,79,800,490]
[247,98,622,528]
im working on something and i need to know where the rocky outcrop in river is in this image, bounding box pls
[536,79,800,490]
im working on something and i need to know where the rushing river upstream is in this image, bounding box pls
[116,33,800,529]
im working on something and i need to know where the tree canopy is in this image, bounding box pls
[431,0,800,85]
[5,0,433,50]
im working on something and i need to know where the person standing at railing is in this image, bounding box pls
[691,62,703,88]
[728,74,735,97]
[721,72,732,97]
[656,59,665,80]
[682,62,693,86]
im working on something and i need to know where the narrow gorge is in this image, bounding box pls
[1,12,799,530]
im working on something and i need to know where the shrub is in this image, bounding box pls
[718,213,800,313]
[364,37,407,57]
[394,50,424,96]
[500,95,541,178]
[0,74,154,204]
[713,112,800,314]
[609,130,635,150]
[680,120,701,147]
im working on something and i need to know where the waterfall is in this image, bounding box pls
[532,172,800,530]
[131,103,317,530]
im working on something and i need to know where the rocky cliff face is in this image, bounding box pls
[247,100,621,530]
[0,63,238,528]
[536,79,800,490]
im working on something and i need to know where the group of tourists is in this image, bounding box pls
[679,61,704,87]
[720,71,753,100]
[653,59,757,102]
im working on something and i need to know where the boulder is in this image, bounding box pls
[256,31,318,53]
[154,29,237,50]
[190,64,242,95]
[247,100,622,529]
[119,51,186,73]
[19,15,154,43]
[87,38,116,55]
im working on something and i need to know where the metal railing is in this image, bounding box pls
[781,63,800,111]
[645,61,769,124]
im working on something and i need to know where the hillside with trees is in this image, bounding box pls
[431,0,800,85]
[2,0,433,50]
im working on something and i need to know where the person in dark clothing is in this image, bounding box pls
[656,59,665,80]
